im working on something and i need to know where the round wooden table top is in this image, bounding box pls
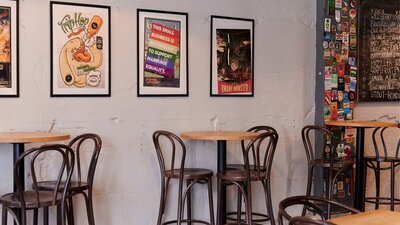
[325,120,398,128]
[0,132,70,143]
[180,131,260,141]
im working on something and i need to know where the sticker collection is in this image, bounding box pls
[322,0,358,202]
[323,0,358,122]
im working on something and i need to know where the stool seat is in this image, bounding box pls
[313,159,354,168]
[0,191,62,209]
[165,168,213,179]
[36,181,89,192]
[364,156,400,163]
[218,169,266,182]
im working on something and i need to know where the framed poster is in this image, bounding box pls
[210,15,254,97]
[50,1,111,97]
[0,0,18,97]
[137,9,188,97]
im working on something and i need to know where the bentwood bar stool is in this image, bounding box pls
[153,130,214,225]
[364,126,400,210]
[217,131,278,225]
[301,125,354,217]
[0,144,74,225]
[35,133,102,225]
[226,126,277,224]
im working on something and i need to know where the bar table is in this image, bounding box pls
[180,131,260,225]
[325,120,398,211]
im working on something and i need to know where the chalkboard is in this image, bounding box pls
[358,0,400,102]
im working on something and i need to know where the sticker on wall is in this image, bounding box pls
[348,57,356,66]
[325,91,332,105]
[341,45,349,60]
[331,74,338,88]
[350,35,357,49]
[349,91,356,101]
[342,7,348,18]
[350,0,356,8]
[350,66,357,77]
[336,0,343,8]
[342,22,349,31]
[335,10,341,22]
[338,63,345,77]
[323,41,329,48]
[325,18,332,32]
[324,105,332,121]
[350,78,357,91]
[342,32,349,45]
[324,32,332,41]
[325,79,332,90]
[332,89,339,102]
[337,23,342,32]
[349,9,356,19]
[325,66,333,79]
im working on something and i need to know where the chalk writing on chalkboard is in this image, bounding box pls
[358,0,400,102]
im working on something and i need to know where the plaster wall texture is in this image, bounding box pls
[0,0,316,224]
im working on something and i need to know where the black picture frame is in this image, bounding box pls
[50,1,111,97]
[210,15,254,97]
[137,9,188,97]
[0,0,18,97]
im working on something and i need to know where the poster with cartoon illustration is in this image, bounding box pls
[0,0,18,97]
[51,2,110,96]
[137,9,188,96]
[211,16,254,96]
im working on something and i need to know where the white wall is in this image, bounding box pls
[0,0,316,224]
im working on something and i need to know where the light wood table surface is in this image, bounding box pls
[180,131,260,141]
[329,210,400,225]
[325,120,398,210]
[181,131,260,225]
[0,132,70,143]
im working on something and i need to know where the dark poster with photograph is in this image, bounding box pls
[216,29,252,94]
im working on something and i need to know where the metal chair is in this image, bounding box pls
[35,133,102,225]
[302,125,354,216]
[226,126,277,224]
[0,144,74,225]
[217,131,278,225]
[278,195,360,225]
[153,130,214,225]
[364,126,400,210]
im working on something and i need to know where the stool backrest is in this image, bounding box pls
[68,133,102,185]
[14,144,74,225]
[243,131,278,180]
[241,126,277,166]
[301,125,337,164]
[153,130,186,178]
[371,127,400,158]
